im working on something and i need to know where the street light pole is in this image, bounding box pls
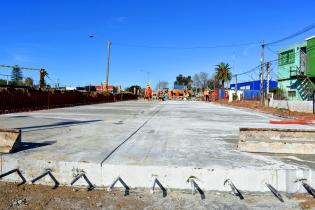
[105,40,111,90]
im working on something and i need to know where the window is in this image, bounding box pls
[288,90,296,98]
[279,49,295,66]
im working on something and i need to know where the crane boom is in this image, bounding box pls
[0,64,41,71]
[0,64,47,88]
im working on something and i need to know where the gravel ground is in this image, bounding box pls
[0,182,312,210]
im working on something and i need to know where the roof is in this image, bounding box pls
[306,35,315,41]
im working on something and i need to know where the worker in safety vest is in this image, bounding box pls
[203,89,209,102]
[175,90,179,99]
[212,90,217,101]
[145,86,152,101]
[168,90,172,99]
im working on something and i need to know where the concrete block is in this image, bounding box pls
[0,129,21,153]
[238,128,315,154]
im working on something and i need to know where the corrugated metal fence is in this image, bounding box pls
[0,88,138,114]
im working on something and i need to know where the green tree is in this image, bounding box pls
[0,79,8,86]
[11,65,23,85]
[174,74,193,89]
[215,62,232,88]
[24,77,34,86]
[126,85,142,94]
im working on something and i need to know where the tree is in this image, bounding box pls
[174,74,193,89]
[24,77,34,86]
[215,62,232,88]
[156,81,168,90]
[0,79,8,86]
[199,72,209,90]
[193,72,210,91]
[11,66,23,85]
[126,85,142,94]
[40,69,48,88]
[193,74,201,91]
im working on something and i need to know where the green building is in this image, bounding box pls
[277,36,315,100]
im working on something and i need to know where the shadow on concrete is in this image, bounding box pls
[14,141,57,152]
[9,115,30,119]
[16,120,102,131]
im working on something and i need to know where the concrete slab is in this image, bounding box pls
[239,128,315,154]
[1,100,315,193]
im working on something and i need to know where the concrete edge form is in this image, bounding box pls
[238,128,315,154]
[0,155,313,193]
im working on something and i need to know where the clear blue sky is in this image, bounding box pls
[0,0,315,88]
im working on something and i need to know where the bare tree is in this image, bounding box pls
[199,72,209,90]
[193,74,201,90]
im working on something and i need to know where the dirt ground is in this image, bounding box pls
[216,100,315,119]
[1,182,314,210]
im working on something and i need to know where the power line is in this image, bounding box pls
[265,21,315,46]
[114,42,259,50]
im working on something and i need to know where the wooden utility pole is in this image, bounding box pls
[260,40,265,105]
[105,40,111,90]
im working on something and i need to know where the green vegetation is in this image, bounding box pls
[174,74,193,89]
[24,77,34,87]
[215,62,232,88]
[11,66,23,85]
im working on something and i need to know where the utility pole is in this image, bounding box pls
[260,40,265,105]
[105,40,111,91]
[266,62,270,95]
[235,74,238,96]
[266,62,270,106]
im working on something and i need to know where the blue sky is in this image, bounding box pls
[0,0,315,88]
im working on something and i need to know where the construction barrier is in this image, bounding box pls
[0,88,138,114]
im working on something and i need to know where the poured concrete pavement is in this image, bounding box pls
[1,100,315,193]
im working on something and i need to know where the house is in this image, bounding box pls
[277,36,315,100]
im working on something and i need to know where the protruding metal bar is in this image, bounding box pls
[224,179,244,200]
[295,178,315,198]
[150,178,167,197]
[266,183,284,202]
[0,169,26,186]
[190,179,205,200]
[302,182,315,198]
[107,177,130,196]
[31,169,59,189]
[71,173,94,190]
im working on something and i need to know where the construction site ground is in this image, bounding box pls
[1,100,315,209]
[0,182,311,210]
[216,100,314,119]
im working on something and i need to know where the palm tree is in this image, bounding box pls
[215,62,232,88]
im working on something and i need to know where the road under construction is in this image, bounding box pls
[1,100,315,200]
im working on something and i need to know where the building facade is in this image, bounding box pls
[230,80,277,91]
[277,36,315,100]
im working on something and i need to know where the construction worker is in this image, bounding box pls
[168,90,172,100]
[212,90,217,101]
[175,89,179,99]
[145,85,152,101]
[203,89,209,102]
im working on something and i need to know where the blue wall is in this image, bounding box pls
[230,80,277,92]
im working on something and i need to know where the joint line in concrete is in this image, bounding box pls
[101,105,163,166]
